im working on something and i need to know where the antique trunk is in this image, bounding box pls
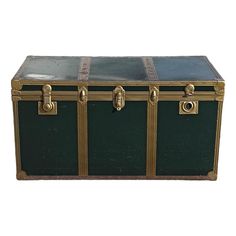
[11,56,224,180]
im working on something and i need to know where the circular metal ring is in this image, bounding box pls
[182,101,194,113]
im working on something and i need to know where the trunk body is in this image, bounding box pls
[11,56,224,180]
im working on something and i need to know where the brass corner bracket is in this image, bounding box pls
[11,79,23,91]
[214,84,225,101]
[17,170,28,180]
[207,171,217,181]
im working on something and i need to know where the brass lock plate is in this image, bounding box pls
[38,101,57,115]
[179,101,198,115]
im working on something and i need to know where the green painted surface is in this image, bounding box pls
[22,85,78,91]
[159,86,215,91]
[88,86,149,91]
[18,101,78,175]
[156,101,218,175]
[88,101,147,175]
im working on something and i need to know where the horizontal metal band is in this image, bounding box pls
[12,91,220,101]
[12,79,224,89]
[16,174,214,180]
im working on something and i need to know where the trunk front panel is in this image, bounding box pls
[156,101,218,176]
[18,101,78,175]
[88,101,147,175]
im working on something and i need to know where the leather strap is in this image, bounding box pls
[142,57,159,80]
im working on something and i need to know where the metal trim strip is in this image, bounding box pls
[13,91,220,102]
[78,89,88,176]
[146,93,157,177]
[12,101,22,179]
[12,79,223,88]
[212,101,224,178]
[16,175,214,180]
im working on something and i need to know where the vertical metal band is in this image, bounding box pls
[78,57,91,81]
[142,57,159,81]
[143,58,158,177]
[146,86,158,177]
[213,101,223,176]
[78,87,88,176]
[13,100,22,179]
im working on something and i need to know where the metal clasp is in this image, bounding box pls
[38,84,57,115]
[113,86,125,111]
[185,84,195,96]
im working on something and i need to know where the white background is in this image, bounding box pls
[0,0,235,235]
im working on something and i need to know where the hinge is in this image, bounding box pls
[38,84,57,115]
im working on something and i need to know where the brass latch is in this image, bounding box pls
[180,84,198,114]
[38,84,57,115]
[113,86,125,111]
[185,84,195,96]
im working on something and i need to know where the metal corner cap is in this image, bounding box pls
[11,79,23,90]
[207,171,217,181]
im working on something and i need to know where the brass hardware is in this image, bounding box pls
[213,101,223,176]
[146,97,158,177]
[78,86,88,176]
[38,84,57,115]
[11,80,23,90]
[185,84,195,96]
[113,86,125,111]
[208,171,217,181]
[149,87,159,104]
[17,170,28,180]
[12,78,223,87]
[78,87,88,103]
[179,101,198,115]
[13,101,22,179]
[214,84,225,101]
